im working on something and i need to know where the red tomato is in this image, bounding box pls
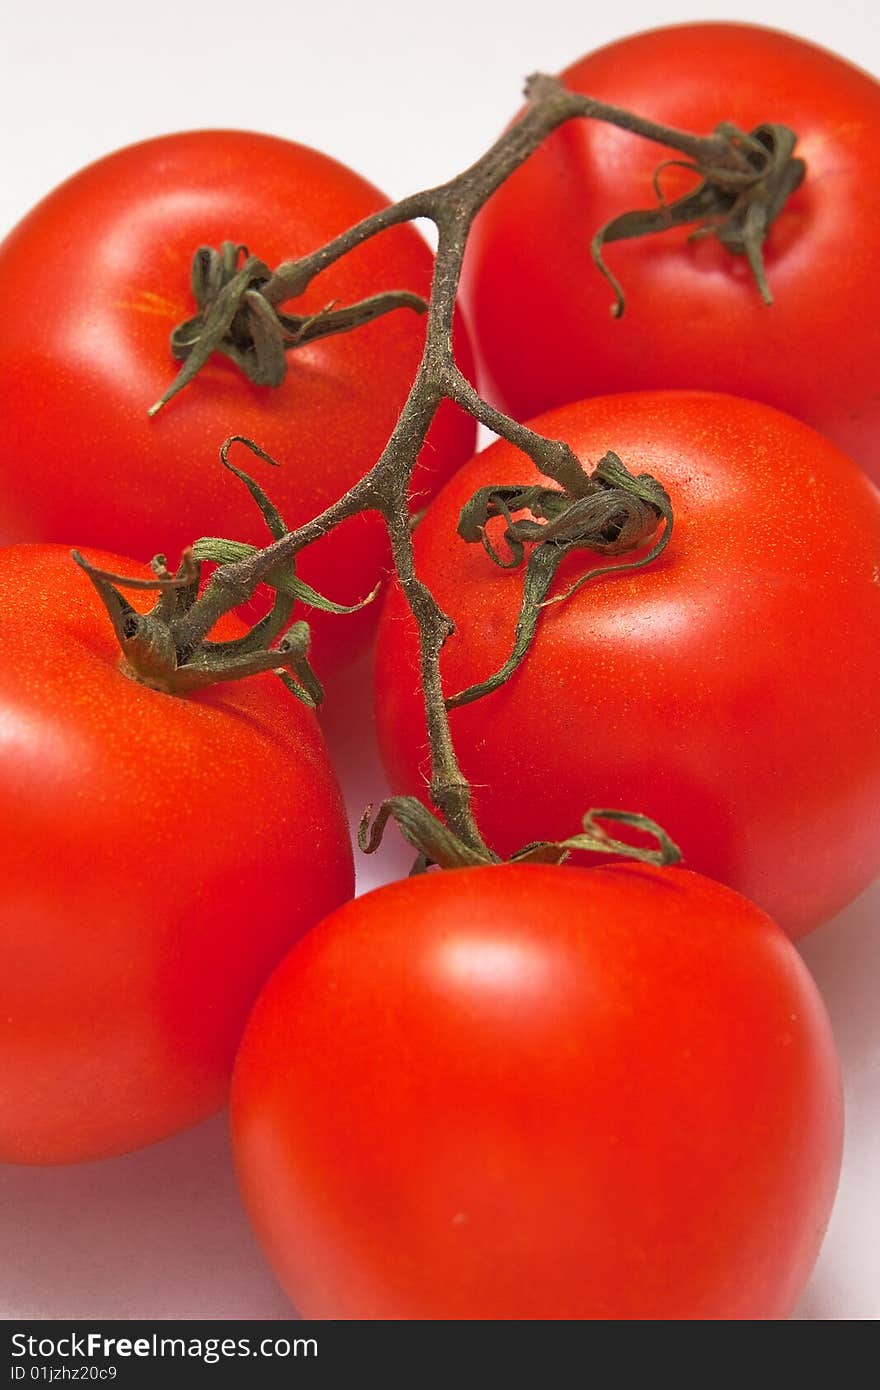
[0,131,475,673]
[374,392,880,938]
[0,544,353,1164]
[231,863,842,1320]
[462,23,880,480]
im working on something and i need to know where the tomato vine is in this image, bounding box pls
[76,71,805,869]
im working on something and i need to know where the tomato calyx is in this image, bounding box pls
[591,122,805,318]
[72,437,378,704]
[446,451,672,710]
[73,546,325,703]
[359,796,681,874]
[148,240,428,416]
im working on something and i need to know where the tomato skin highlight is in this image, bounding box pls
[374,391,880,939]
[0,544,354,1165]
[463,23,880,480]
[0,130,475,673]
[231,863,842,1320]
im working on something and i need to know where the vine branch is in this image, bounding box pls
[86,73,803,866]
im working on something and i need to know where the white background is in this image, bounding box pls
[1,0,878,1322]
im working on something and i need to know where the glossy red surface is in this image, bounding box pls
[0,544,353,1163]
[463,24,880,479]
[375,391,880,936]
[232,863,842,1319]
[0,130,476,671]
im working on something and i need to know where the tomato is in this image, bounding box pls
[0,131,475,673]
[0,543,353,1164]
[231,862,842,1320]
[374,391,880,938]
[462,23,880,480]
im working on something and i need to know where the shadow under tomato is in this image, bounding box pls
[0,1112,291,1320]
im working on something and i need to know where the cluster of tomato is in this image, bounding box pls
[1,23,878,1319]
